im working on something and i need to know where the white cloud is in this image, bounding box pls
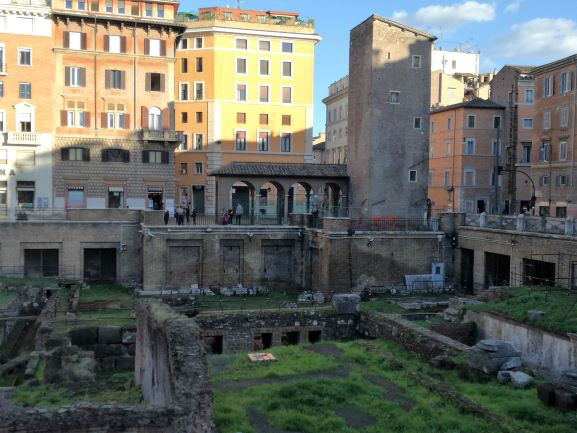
[392,1,496,33]
[494,18,577,58]
[504,0,522,13]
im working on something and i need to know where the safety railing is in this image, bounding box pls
[464,213,576,236]
[350,218,440,232]
[0,208,68,221]
[0,265,78,280]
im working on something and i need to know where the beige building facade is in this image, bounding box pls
[322,75,348,164]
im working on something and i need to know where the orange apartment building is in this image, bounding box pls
[174,7,320,214]
[51,0,184,211]
[0,0,54,214]
[490,65,536,214]
[529,55,577,218]
[428,98,505,214]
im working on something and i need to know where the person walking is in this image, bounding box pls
[222,208,229,225]
[176,206,184,225]
[185,203,191,225]
[192,207,197,225]
[163,210,169,225]
[228,208,234,225]
[236,202,244,225]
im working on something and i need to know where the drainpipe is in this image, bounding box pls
[133,22,136,131]
[572,58,577,198]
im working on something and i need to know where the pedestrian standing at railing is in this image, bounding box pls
[236,203,244,225]
[192,207,197,225]
[163,210,169,225]
[228,208,234,225]
[185,203,191,224]
[222,208,229,225]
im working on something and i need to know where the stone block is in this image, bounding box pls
[497,371,511,384]
[555,388,577,411]
[69,326,99,346]
[527,310,545,321]
[122,331,136,344]
[537,383,556,406]
[98,326,122,344]
[332,294,360,315]
[510,371,534,389]
[500,357,522,370]
[114,356,135,370]
[85,344,125,358]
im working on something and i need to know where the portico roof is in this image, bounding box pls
[208,162,349,178]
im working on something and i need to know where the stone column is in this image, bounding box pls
[479,212,487,228]
[284,194,289,224]
[516,213,526,231]
[565,217,575,236]
[306,192,311,213]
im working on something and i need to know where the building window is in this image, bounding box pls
[491,140,501,156]
[196,111,203,123]
[282,42,293,53]
[444,140,452,156]
[540,175,550,186]
[257,15,266,24]
[493,116,501,129]
[180,163,187,174]
[16,150,35,166]
[543,76,553,97]
[181,58,188,73]
[557,175,568,187]
[196,57,203,72]
[65,0,72,8]
[282,115,291,126]
[68,31,83,50]
[179,83,188,100]
[240,12,249,21]
[389,91,400,104]
[408,170,417,183]
[464,138,475,155]
[236,38,248,50]
[522,118,533,129]
[0,82,3,98]
[259,113,268,125]
[105,0,112,12]
[259,59,269,76]
[195,37,203,49]
[544,111,551,130]
[235,130,246,151]
[490,168,502,187]
[66,186,84,208]
[467,115,475,128]
[411,55,421,69]
[181,112,188,123]
[194,133,203,150]
[431,121,435,132]
[447,117,452,130]
[194,82,204,100]
[142,150,168,164]
[17,112,32,132]
[282,86,292,103]
[118,0,125,14]
[258,131,269,151]
[19,82,31,99]
[180,39,188,50]
[444,170,451,186]
[16,180,35,208]
[195,162,203,174]
[66,66,86,87]
[259,40,270,51]
[282,61,292,78]
[539,142,551,162]
[108,187,124,208]
[108,35,123,53]
[108,69,124,89]
[525,89,534,103]
[148,39,161,56]
[560,141,567,160]
[157,4,164,18]
[224,11,232,20]
[259,85,269,103]
[452,60,457,69]
[179,134,188,150]
[237,112,246,124]
[281,132,291,152]
[130,3,138,15]
[521,143,531,163]
[560,107,569,128]
[236,58,247,75]
[560,71,572,93]
[236,84,247,101]
[18,48,31,66]
[463,169,475,186]
[413,117,421,129]
[78,0,85,10]
[145,2,152,17]
[556,206,567,218]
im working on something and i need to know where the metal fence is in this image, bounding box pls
[167,213,284,226]
[0,208,68,222]
[0,265,78,280]
[464,213,576,236]
[350,218,439,232]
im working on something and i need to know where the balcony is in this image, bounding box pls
[4,132,49,146]
[140,129,183,144]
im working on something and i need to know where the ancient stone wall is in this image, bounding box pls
[195,310,359,354]
[135,300,215,432]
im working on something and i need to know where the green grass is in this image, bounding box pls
[0,290,17,310]
[360,300,404,314]
[11,370,141,407]
[78,284,133,307]
[210,340,576,433]
[75,310,135,327]
[469,286,577,335]
[76,284,134,326]
[0,276,59,288]
[196,290,317,312]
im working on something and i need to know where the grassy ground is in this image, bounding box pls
[210,340,577,433]
[76,284,135,327]
[0,277,59,288]
[11,371,141,407]
[0,290,17,310]
[469,286,577,335]
[195,290,324,312]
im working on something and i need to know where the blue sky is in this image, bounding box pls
[179,0,577,134]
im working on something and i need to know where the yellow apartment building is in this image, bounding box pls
[175,7,320,214]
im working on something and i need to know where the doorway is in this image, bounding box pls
[477,200,486,213]
[24,249,59,277]
[523,259,556,287]
[281,331,299,345]
[83,248,117,281]
[221,243,242,287]
[192,185,205,214]
[460,248,474,293]
[147,188,163,210]
[484,252,510,288]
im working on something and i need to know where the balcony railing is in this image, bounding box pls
[5,132,46,146]
[9,0,50,6]
[140,129,183,143]
[177,11,314,28]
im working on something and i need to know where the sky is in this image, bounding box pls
[179,0,577,134]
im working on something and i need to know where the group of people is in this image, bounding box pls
[163,203,197,225]
[222,203,244,225]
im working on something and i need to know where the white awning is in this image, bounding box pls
[109,186,124,192]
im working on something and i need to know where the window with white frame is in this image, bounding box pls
[195,37,203,48]
[259,85,269,103]
[18,48,31,66]
[236,84,247,101]
[524,89,534,103]
[282,61,292,77]
[118,0,125,14]
[236,57,247,74]
[195,162,203,174]
[463,169,475,186]
[557,175,568,186]
[259,40,270,51]
[236,38,247,50]
[194,82,203,100]
[148,106,161,130]
[521,142,531,163]
[522,118,533,129]
[145,3,152,17]
[149,39,161,56]
[544,111,551,130]
[281,132,291,152]
[17,112,32,131]
[411,55,421,69]
[258,131,269,151]
[282,42,293,53]
[408,170,417,183]
[543,76,553,97]
[561,71,572,93]
[195,133,203,150]
[540,175,549,186]
[105,0,112,13]
[179,134,188,151]
[157,4,164,17]
[108,35,121,53]
[69,32,82,50]
[281,86,292,103]
[180,38,188,49]
[444,170,451,186]
[467,115,475,128]
[68,66,83,87]
[389,91,400,104]
[179,83,189,101]
[77,0,85,10]
[560,107,569,128]
[259,59,269,76]
[491,139,501,156]
[464,138,475,155]
[414,117,421,129]
[444,140,452,156]
[235,130,246,151]
[560,141,567,160]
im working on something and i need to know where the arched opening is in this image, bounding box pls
[148,107,161,130]
[227,180,255,224]
[322,183,342,217]
[255,181,284,224]
[288,182,312,214]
